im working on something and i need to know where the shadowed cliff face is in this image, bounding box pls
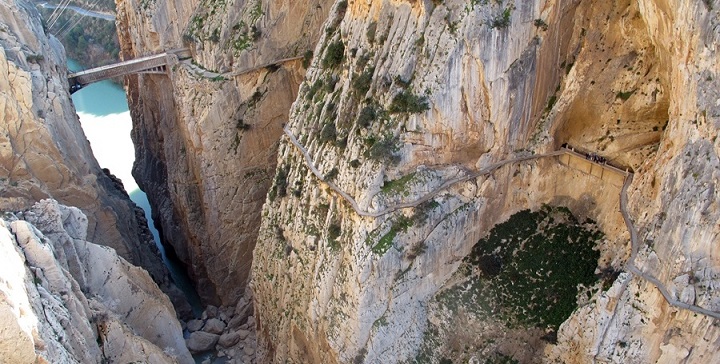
[116,0,334,305]
[0,0,171,291]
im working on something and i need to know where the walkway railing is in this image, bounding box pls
[67,48,191,93]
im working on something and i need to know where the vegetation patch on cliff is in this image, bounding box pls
[416,205,603,363]
[462,205,601,328]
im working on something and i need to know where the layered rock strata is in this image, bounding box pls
[116,0,333,305]
[250,0,720,362]
[0,0,171,291]
[0,199,193,364]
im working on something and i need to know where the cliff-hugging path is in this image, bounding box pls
[283,126,720,321]
[181,56,304,80]
[620,175,720,320]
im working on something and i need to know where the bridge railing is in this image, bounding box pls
[68,49,191,92]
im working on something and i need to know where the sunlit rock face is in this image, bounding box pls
[0,199,193,364]
[248,0,720,362]
[0,0,170,290]
[116,0,334,305]
[108,0,720,361]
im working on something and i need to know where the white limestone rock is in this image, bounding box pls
[0,200,194,364]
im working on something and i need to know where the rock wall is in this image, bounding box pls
[250,0,720,362]
[0,0,171,291]
[116,0,334,305]
[0,199,193,364]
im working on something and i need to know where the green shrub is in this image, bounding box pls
[616,90,635,101]
[306,78,324,101]
[320,122,337,143]
[490,7,512,28]
[322,41,345,68]
[324,167,339,180]
[302,50,313,68]
[381,172,416,194]
[26,54,44,63]
[269,165,289,201]
[324,76,339,93]
[366,21,377,43]
[356,106,376,128]
[545,95,557,112]
[372,215,413,254]
[236,119,251,130]
[412,199,439,223]
[328,223,342,240]
[328,222,342,251]
[352,68,374,97]
[461,206,602,329]
[367,135,400,164]
[534,18,548,30]
[389,90,429,114]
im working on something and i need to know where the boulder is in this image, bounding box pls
[203,318,226,334]
[218,331,243,348]
[204,305,219,319]
[186,319,204,332]
[220,305,235,318]
[237,329,250,340]
[227,314,245,330]
[186,331,219,353]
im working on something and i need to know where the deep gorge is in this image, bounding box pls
[2,0,720,363]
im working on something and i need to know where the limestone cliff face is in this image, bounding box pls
[0,200,193,364]
[0,0,169,287]
[250,0,720,363]
[116,0,334,305]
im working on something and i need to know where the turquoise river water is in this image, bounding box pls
[68,60,203,316]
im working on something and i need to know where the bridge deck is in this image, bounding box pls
[68,48,190,92]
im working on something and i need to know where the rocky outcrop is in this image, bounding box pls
[116,0,334,305]
[0,0,171,292]
[0,199,193,364]
[249,0,720,363]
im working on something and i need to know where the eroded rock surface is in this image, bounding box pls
[0,200,193,364]
[112,0,720,362]
[250,0,720,363]
[0,0,173,299]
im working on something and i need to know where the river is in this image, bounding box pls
[68,60,203,317]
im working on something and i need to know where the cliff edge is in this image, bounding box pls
[0,0,172,290]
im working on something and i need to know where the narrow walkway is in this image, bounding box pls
[283,127,720,320]
[283,126,562,218]
[181,56,304,80]
[619,175,720,319]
